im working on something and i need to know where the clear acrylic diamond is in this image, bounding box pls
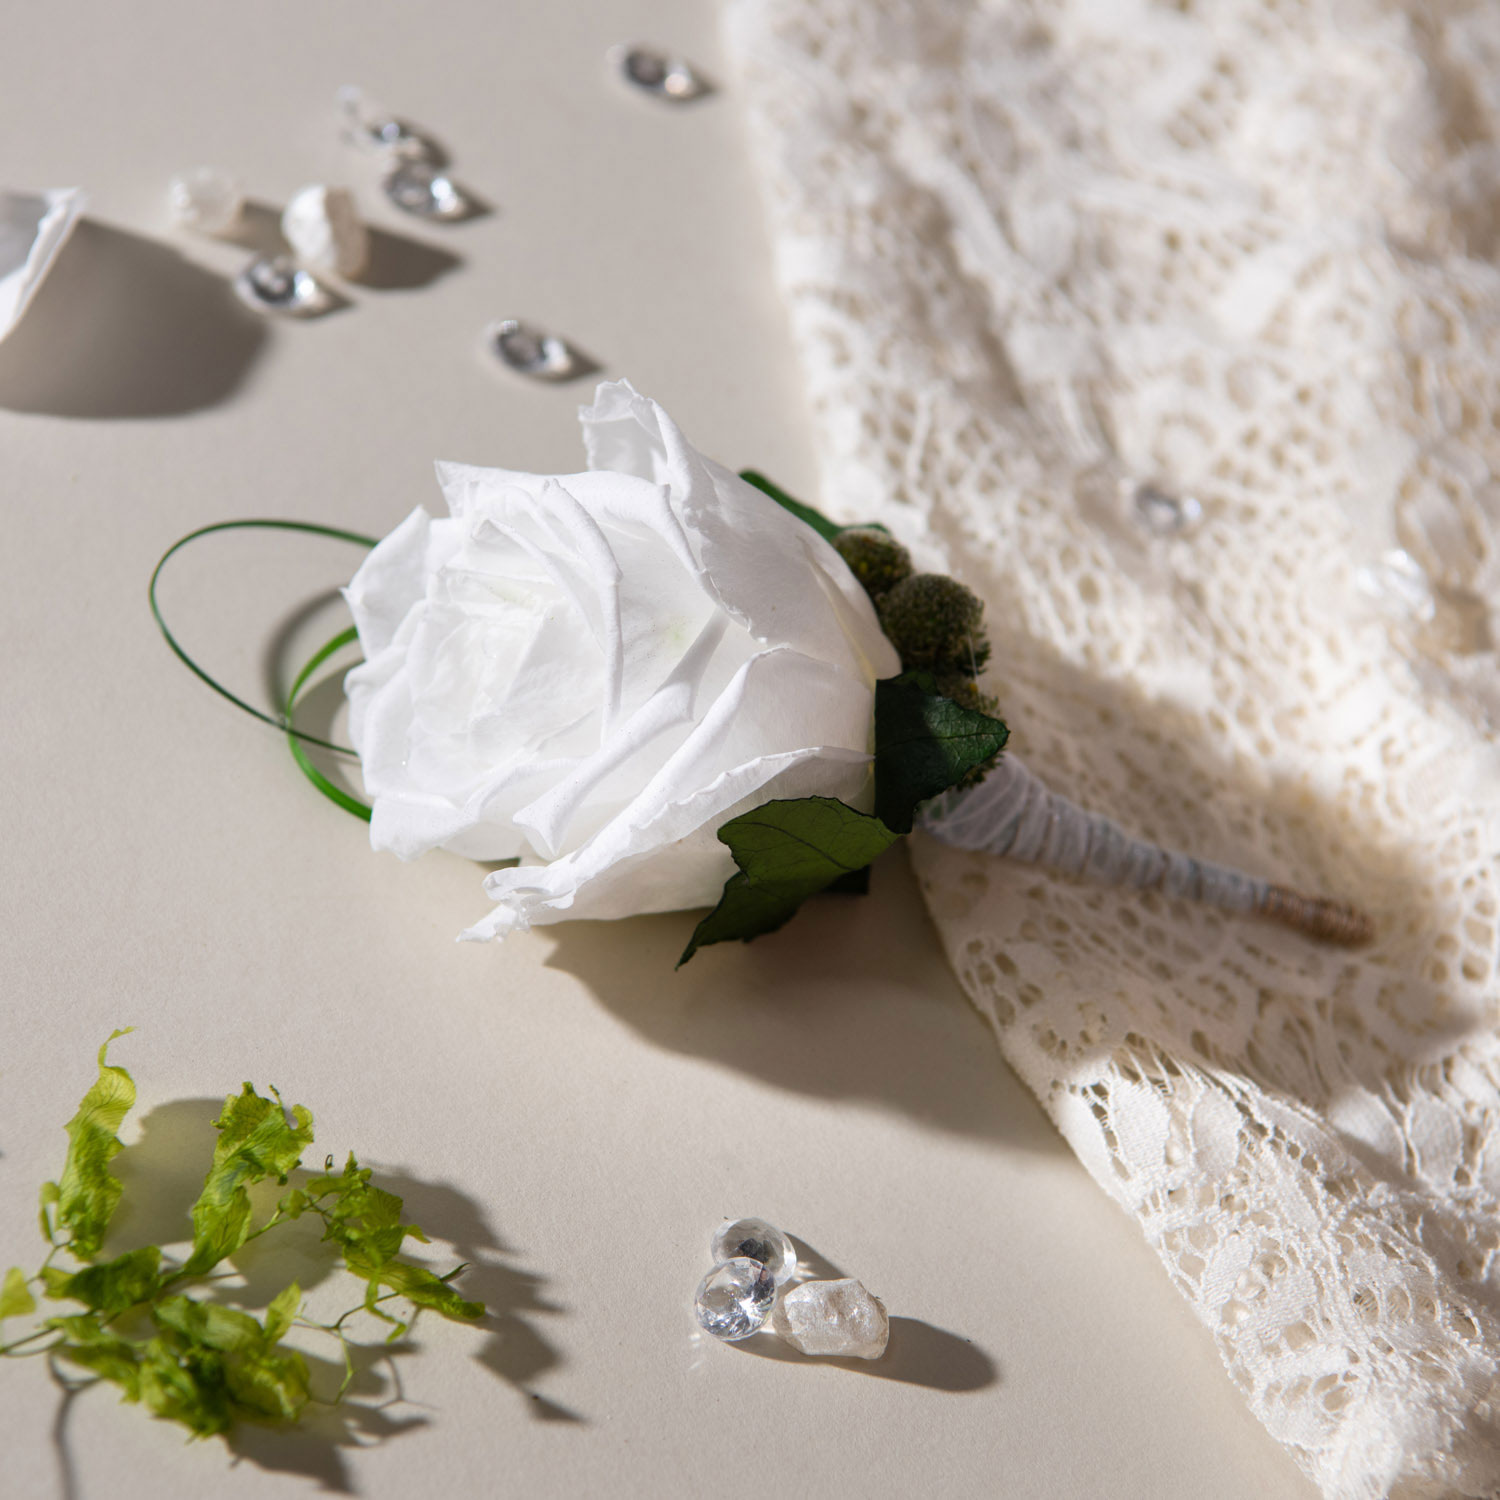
[613,44,708,101]
[383,160,466,220]
[710,1218,797,1287]
[1132,482,1203,537]
[167,168,244,236]
[233,255,331,317]
[487,318,579,380]
[281,185,368,279]
[337,85,432,160]
[695,1257,776,1342]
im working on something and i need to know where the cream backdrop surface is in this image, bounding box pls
[0,3,1314,1497]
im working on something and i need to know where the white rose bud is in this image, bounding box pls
[343,380,900,939]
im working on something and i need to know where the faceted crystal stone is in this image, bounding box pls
[694,1257,776,1342]
[1355,547,1437,623]
[614,44,708,101]
[487,319,579,380]
[167,168,244,236]
[383,160,466,220]
[232,255,330,317]
[336,85,431,160]
[771,1278,889,1359]
[1132,482,1203,537]
[710,1218,798,1287]
[281,185,369,279]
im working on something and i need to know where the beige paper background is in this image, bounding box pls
[0,3,1314,1495]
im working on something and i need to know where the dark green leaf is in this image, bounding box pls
[680,797,900,965]
[873,672,1009,833]
[0,1266,35,1320]
[45,1030,136,1260]
[42,1246,162,1316]
[184,1085,314,1275]
[739,470,847,544]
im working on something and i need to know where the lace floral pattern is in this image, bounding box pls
[728,2,1500,1494]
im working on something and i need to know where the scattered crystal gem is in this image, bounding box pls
[1355,547,1437,623]
[281,185,369,279]
[770,1278,889,1359]
[710,1218,798,1287]
[167,168,244,236]
[232,255,330,317]
[695,1257,776,1342]
[613,44,708,101]
[487,318,580,380]
[337,85,431,160]
[383,159,466,220]
[1132,482,1203,537]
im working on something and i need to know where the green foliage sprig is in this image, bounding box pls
[1,1033,485,1440]
[678,478,1010,964]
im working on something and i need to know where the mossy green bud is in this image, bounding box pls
[877,572,991,672]
[833,527,913,600]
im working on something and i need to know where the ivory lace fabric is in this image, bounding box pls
[727,2,1500,1495]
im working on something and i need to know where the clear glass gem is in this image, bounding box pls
[232,255,330,317]
[337,85,431,160]
[1132,482,1203,537]
[771,1278,890,1359]
[487,318,579,380]
[694,1257,776,1342]
[167,168,244,236]
[1355,547,1437,623]
[383,160,466,220]
[710,1218,797,1287]
[614,44,707,101]
[281,185,369,279]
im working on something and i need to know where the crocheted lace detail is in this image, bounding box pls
[729,2,1500,1495]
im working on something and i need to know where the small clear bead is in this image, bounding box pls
[167,168,244,236]
[232,255,329,317]
[1354,547,1437,624]
[694,1257,776,1342]
[487,318,579,380]
[1132,482,1203,537]
[710,1218,798,1287]
[614,44,708,101]
[337,85,431,160]
[383,160,466,220]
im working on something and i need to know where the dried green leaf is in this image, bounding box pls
[358,1259,483,1325]
[263,1281,300,1345]
[0,1266,36,1321]
[47,1314,145,1398]
[45,1030,136,1260]
[873,672,1009,834]
[681,797,900,964]
[41,1246,162,1316]
[183,1084,314,1275]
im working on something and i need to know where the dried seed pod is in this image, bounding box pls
[833,527,914,600]
[879,572,991,673]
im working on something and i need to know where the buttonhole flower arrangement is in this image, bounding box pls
[151,381,1373,959]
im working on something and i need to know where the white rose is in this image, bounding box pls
[343,380,900,940]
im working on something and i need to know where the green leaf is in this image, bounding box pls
[42,1245,162,1315]
[873,672,1009,834]
[0,1266,35,1320]
[307,1154,422,1271]
[681,797,900,965]
[739,470,847,544]
[183,1084,314,1275]
[357,1259,484,1325]
[45,1030,137,1261]
[263,1281,300,1345]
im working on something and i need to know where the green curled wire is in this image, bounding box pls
[148,518,377,820]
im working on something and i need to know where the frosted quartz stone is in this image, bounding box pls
[383,160,465,220]
[694,1257,776,1342]
[167,168,243,236]
[771,1278,889,1359]
[281,186,368,279]
[710,1218,797,1287]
